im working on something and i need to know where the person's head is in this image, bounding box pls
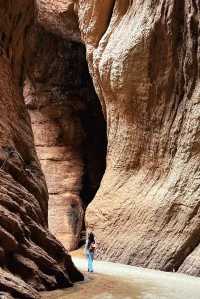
[88,232,95,243]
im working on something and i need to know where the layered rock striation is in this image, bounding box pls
[0,1,83,298]
[24,25,107,250]
[26,0,200,277]
[0,5,200,299]
[76,0,200,275]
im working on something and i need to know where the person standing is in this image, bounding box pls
[85,232,96,272]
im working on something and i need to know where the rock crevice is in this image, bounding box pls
[0,1,200,298]
[24,24,107,251]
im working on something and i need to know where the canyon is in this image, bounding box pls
[0,0,200,298]
[81,0,200,276]
[0,1,83,298]
[24,24,106,251]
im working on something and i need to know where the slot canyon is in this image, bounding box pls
[24,25,107,251]
[0,0,199,298]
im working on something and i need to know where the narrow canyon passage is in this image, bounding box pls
[0,0,199,298]
[24,0,200,278]
[24,25,107,251]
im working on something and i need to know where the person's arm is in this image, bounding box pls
[84,240,88,255]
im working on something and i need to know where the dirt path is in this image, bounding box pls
[41,249,200,299]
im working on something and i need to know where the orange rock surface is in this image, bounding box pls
[24,25,106,251]
[0,1,200,297]
[0,1,83,298]
[78,0,200,276]
[29,0,200,276]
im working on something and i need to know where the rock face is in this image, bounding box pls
[76,0,200,275]
[24,25,107,250]
[0,5,200,299]
[26,0,200,277]
[36,0,80,42]
[0,1,83,298]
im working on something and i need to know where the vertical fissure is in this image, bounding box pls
[24,25,107,251]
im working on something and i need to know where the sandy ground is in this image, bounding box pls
[41,273,138,299]
[41,249,200,299]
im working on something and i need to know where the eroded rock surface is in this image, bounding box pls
[0,1,83,297]
[24,25,106,250]
[1,5,200,299]
[36,0,80,42]
[76,0,200,275]
[29,0,200,276]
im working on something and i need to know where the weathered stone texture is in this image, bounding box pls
[1,5,200,299]
[36,0,80,42]
[29,0,200,276]
[76,0,200,275]
[24,25,106,251]
[0,1,83,297]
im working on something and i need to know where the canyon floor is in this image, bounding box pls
[41,249,200,299]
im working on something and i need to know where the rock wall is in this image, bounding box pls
[33,0,200,276]
[24,25,107,251]
[76,0,200,275]
[1,6,199,299]
[0,1,83,298]
[36,0,80,42]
